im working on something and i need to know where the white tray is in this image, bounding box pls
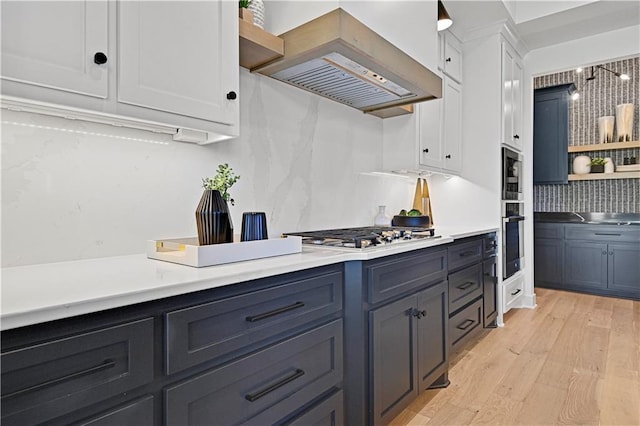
[616,164,640,172]
[147,235,302,267]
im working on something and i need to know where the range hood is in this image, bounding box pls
[253,8,442,117]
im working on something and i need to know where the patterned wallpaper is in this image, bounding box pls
[533,57,640,213]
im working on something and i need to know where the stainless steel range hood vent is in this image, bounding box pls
[253,8,442,116]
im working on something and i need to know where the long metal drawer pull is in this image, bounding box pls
[459,251,475,257]
[511,289,522,296]
[245,302,305,322]
[594,232,621,236]
[4,359,116,399]
[457,281,475,290]
[456,319,475,331]
[245,369,305,402]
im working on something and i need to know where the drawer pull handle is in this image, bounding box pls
[457,281,475,290]
[594,233,621,236]
[459,250,475,257]
[456,319,475,331]
[4,359,116,399]
[245,369,305,402]
[511,289,522,296]
[246,301,305,322]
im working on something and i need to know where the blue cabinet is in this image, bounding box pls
[369,281,448,426]
[533,84,574,184]
[1,265,345,425]
[535,222,640,299]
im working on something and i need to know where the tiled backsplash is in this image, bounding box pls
[533,56,639,213]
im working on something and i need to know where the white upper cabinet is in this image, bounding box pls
[501,40,524,151]
[383,75,462,175]
[441,77,462,172]
[1,0,238,144]
[440,31,462,83]
[118,1,236,126]
[1,1,109,98]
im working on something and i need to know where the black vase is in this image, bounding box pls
[591,164,605,173]
[195,190,233,245]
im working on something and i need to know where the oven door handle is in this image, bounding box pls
[503,215,525,223]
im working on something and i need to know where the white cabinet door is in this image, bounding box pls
[1,1,108,98]
[442,77,462,173]
[118,1,237,126]
[501,41,523,151]
[417,76,461,173]
[442,32,462,83]
[418,98,444,170]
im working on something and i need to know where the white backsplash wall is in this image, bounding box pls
[1,69,416,267]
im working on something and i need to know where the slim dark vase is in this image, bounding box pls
[195,190,233,245]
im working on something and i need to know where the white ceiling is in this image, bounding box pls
[443,0,640,50]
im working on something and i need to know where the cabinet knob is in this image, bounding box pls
[412,309,427,319]
[445,154,452,159]
[93,52,108,65]
[226,91,237,100]
[423,148,429,153]
[513,134,520,140]
[446,57,452,63]
[602,251,607,255]
[608,251,613,255]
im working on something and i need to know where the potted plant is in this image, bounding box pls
[196,164,240,245]
[239,0,253,22]
[589,157,606,173]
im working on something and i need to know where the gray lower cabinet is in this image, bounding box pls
[164,320,343,426]
[482,257,498,327]
[564,241,608,289]
[1,265,345,426]
[1,318,155,426]
[369,281,447,426]
[535,222,640,299]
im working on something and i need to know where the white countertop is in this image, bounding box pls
[1,227,498,330]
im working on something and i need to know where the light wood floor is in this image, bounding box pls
[390,288,640,425]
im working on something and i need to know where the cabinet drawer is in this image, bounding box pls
[447,239,483,272]
[448,263,483,314]
[366,249,446,304]
[75,395,154,426]
[564,225,640,242]
[1,318,154,426]
[164,320,343,426]
[449,299,482,350]
[285,390,344,426]
[483,233,499,259]
[165,270,342,374]
[503,274,524,313]
[534,223,564,239]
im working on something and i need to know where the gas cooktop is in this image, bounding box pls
[284,226,440,249]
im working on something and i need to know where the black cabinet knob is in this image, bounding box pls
[445,154,452,159]
[514,134,520,139]
[94,52,108,65]
[445,57,452,63]
[422,148,429,153]
[226,91,237,100]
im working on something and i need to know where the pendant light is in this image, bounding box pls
[437,1,453,31]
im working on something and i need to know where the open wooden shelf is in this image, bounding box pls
[239,18,284,70]
[568,141,640,153]
[568,171,640,181]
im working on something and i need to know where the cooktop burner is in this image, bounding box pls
[284,226,439,249]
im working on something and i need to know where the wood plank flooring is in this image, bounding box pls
[390,288,640,425]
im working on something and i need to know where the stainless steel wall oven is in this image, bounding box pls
[502,202,524,280]
[502,147,523,200]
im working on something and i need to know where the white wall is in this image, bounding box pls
[1,69,416,267]
[521,24,640,304]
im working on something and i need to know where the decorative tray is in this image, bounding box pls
[616,164,640,172]
[147,235,302,267]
